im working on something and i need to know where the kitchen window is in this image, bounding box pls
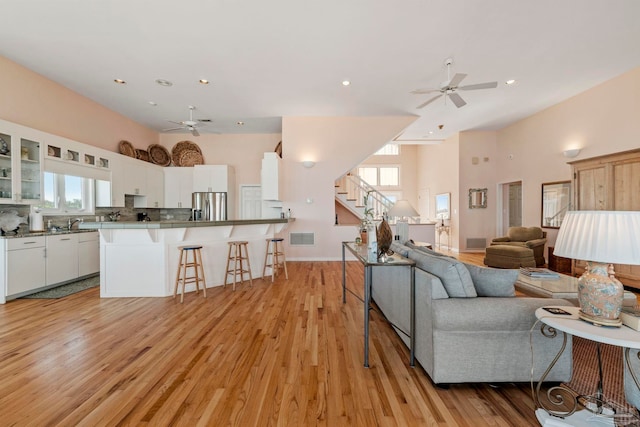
[42,172,95,214]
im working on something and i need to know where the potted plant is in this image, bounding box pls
[359,191,374,244]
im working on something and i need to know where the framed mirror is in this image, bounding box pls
[468,188,487,209]
[542,181,572,229]
[435,193,450,220]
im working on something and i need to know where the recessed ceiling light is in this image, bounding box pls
[342,80,351,86]
[428,131,434,134]
[505,79,516,85]
[237,121,245,125]
[114,79,126,84]
[199,79,209,85]
[148,101,157,106]
[155,79,173,87]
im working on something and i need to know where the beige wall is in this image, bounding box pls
[416,134,460,250]
[281,116,416,260]
[159,133,281,188]
[495,66,640,249]
[0,56,157,151]
[359,145,419,210]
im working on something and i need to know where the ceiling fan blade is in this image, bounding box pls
[449,92,467,108]
[162,126,184,132]
[167,120,184,125]
[410,88,440,95]
[459,81,498,91]
[449,73,467,87]
[416,94,443,109]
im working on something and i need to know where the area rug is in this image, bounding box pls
[21,275,99,299]
[563,336,639,417]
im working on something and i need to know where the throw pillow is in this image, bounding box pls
[408,249,477,298]
[464,262,517,297]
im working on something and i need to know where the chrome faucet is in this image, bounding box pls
[68,218,83,230]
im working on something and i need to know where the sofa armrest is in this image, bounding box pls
[525,238,547,249]
[491,237,511,243]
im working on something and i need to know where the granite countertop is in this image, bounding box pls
[1,228,98,239]
[79,218,294,230]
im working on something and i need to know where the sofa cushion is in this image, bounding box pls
[408,249,477,298]
[406,241,452,258]
[508,226,544,242]
[390,241,410,257]
[464,263,517,297]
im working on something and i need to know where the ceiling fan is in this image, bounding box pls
[411,58,498,109]
[162,105,211,136]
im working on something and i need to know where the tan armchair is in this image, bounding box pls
[490,226,547,267]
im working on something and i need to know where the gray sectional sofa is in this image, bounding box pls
[371,242,573,385]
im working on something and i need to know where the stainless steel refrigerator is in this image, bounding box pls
[192,192,227,221]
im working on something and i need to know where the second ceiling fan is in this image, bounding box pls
[411,58,498,109]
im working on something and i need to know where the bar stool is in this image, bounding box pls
[174,245,207,303]
[263,237,288,282]
[224,241,253,291]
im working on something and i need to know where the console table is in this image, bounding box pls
[341,241,416,368]
[534,306,640,426]
[435,224,450,250]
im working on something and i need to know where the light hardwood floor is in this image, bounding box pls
[0,255,545,426]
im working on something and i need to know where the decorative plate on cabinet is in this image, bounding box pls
[148,144,171,166]
[135,149,150,162]
[118,140,136,158]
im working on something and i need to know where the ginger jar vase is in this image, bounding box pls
[577,262,624,326]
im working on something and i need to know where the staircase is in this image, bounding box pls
[335,174,393,221]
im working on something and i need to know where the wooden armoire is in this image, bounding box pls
[569,148,640,289]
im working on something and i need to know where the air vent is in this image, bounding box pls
[466,238,487,250]
[290,232,315,246]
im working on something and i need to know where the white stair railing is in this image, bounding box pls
[335,174,394,220]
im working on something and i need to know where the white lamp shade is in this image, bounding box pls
[553,211,640,265]
[388,200,419,218]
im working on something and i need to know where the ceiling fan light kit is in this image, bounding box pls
[412,58,498,109]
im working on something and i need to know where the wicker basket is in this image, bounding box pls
[177,149,204,167]
[148,144,171,166]
[172,140,202,165]
[119,140,136,158]
[135,149,150,162]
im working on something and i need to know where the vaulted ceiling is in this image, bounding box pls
[1,0,639,141]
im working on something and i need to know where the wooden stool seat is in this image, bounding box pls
[225,241,253,291]
[174,245,207,303]
[263,238,288,283]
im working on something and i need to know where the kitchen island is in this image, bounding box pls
[79,219,292,298]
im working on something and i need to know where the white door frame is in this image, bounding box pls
[496,179,523,235]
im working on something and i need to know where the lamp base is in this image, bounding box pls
[578,310,622,327]
[578,262,624,328]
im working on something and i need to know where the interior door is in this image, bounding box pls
[240,185,262,219]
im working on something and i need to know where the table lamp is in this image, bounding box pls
[388,200,419,244]
[553,211,640,326]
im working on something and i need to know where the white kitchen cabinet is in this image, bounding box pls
[4,237,46,298]
[78,232,100,277]
[46,233,79,286]
[143,165,164,208]
[164,167,193,208]
[0,126,43,205]
[261,152,282,201]
[121,156,147,196]
[193,165,234,193]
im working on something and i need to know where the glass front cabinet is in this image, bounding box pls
[0,130,42,204]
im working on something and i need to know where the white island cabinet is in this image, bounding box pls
[80,219,292,298]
